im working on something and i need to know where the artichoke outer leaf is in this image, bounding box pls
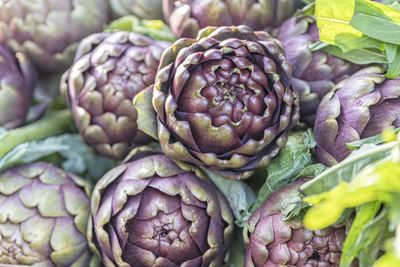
[133,86,158,141]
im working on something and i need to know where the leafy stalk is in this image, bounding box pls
[0,110,73,158]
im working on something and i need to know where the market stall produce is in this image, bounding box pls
[1,0,400,266]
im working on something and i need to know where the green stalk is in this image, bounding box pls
[0,109,73,158]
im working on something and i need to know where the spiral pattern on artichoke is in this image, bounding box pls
[89,150,234,267]
[0,163,92,266]
[64,32,170,159]
[153,25,299,179]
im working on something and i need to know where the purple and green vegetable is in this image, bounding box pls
[1,0,400,266]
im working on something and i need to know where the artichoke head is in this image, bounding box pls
[275,16,360,126]
[64,32,170,159]
[152,25,300,179]
[88,147,234,266]
[0,162,93,266]
[314,66,400,166]
[244,179,347,266]
[163,0,304,38]
[0,0,109,73]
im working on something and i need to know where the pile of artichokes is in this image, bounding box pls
[0,0,398,266]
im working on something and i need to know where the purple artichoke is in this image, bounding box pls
[275,16,360,126]
[152,25,299,179]
[314,66,400,166]
[63,32,170,159]
[163,0,304,38]
[0,45,35,129]
[0,0,109,73]
[244,179,346,266]
[88,147,234,266]
[109,0,164,20]
[0,162,93,266]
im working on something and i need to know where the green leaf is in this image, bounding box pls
[203,168,256,227]
[374,252,400,267]
[0,134,116,182]
[303,159,400,230]
[315,0,365,48]
[351,0,400,45]
[358,209,389,267]
[106,15,176,42]
[322,45,387,64]
[340,202,382,267]
[385,43,400,78]
[252,131,316,212]
[347,128,400,150]
[301,142,396,196]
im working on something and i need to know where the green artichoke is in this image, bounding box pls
[163,0,304,38]
[275,16,360,126]
[0,0,109,73]
[109,0,164,20]
[88,147,234,267]
[244,179,346,266]
[0,162,93,266]
[315,66,400,166]
[64,32,170,159]
[0,45,35,129]
[152,26,299,179]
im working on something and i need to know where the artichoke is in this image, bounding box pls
[275,16,360,126]
[109,0,164,20]
[163,0,304,38]
[64,31,170,159]
[152,25,299,179]
[244,179,346,266]
[0,162,93,266]
[0,45,35,129]
[88,147,234,266]
[0,0,109,73]
[314,66,400,166]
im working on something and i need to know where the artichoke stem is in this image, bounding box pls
[0,109,73,157]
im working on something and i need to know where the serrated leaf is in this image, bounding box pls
[301,142,396,196]
[252,131,316,212]
[0,134,116,182]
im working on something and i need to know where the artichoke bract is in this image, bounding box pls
[0,0,109,73]
[314,66,400,166]
[64,32,170,159]
[163,0,304,38]
[276,16,360,126]
[0,162,93,266]
[0,45,35,129]
[88,148,234,267]
[244,179,346,266]
[109,0,164,20]
[152,26,300,179]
